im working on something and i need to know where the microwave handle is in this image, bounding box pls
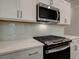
[56,11,59,21]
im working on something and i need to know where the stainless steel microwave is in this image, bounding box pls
[36,2,60,23]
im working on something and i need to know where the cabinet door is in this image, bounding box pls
[54,0,71,25]
[0,0,18,19]
[53,0,66,24]
[14,47,43,59]
[53,0,60,8]
[64,1,71,24]
[76,40,79,59]
[20,0,37,22]
[13,51,28,59]
[38,0,49,5]
[0,52,28,59]
[0,54,14,59]
[0,47,43,59]
[26,47,43,59]
[58,0,66,24]
[70,42,77,59]
[70,40,79,59]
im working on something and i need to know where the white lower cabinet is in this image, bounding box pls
[27,47,43,59]
[70,39,79,59]
[0,54,14,59]
[0,46,43,59]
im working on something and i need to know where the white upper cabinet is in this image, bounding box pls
[53,0,71,25]
[56,0,67,24]
[38,0,49,5]
[58,0,71,25]
[0,0,71,24]
[0,0,37,22]
[64,1,71,24]
[53,0,71,24]
[20,0,37,22]
[0,0,18,19]
[53,0,60,7]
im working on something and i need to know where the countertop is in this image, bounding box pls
[62,35,79,40]
[0,38,44,55]
[0,35,79,56]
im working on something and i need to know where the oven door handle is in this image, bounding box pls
[46,45,70,54]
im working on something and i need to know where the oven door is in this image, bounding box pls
[45,45,70,59]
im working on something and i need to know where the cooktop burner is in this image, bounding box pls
[33,35,72,45]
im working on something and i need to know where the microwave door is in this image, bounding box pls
[36,2,60,22]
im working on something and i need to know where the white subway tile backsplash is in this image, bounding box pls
[0,23,16,40]
[0,23,64,40]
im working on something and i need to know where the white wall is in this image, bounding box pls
[0,22,64,40]
[65,4,79,36]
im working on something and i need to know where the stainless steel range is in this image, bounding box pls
[33,35,72,59]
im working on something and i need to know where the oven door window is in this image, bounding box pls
[39,6,58,20]
[45,47,70,59]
